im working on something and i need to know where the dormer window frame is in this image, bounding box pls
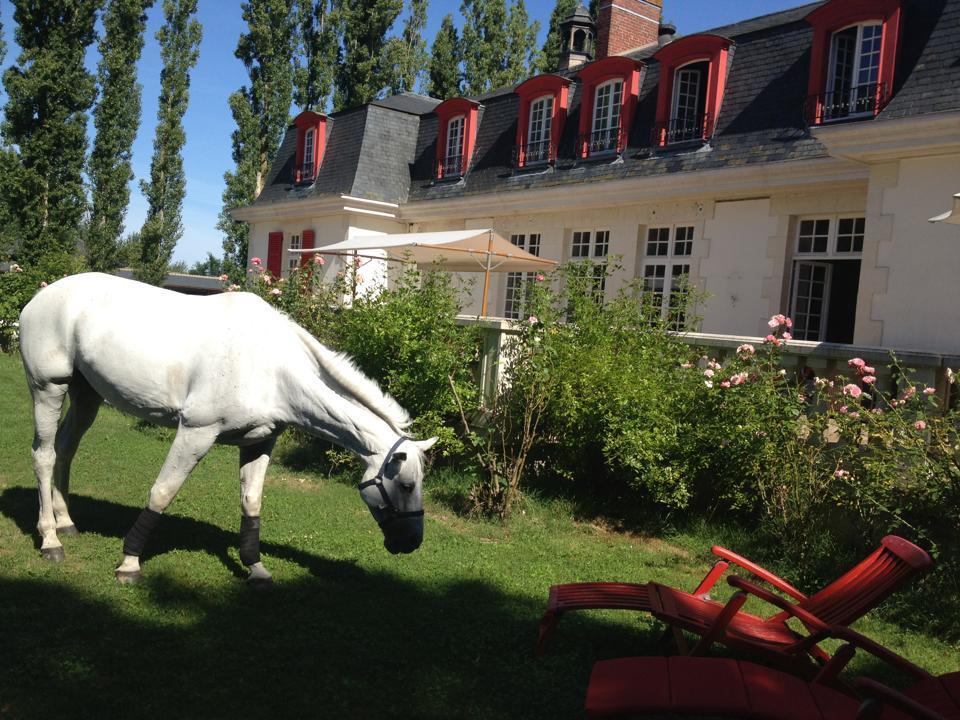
[513,74,571,168]
[652,34,733,148]
[575,56,643,160]
[804,0,903,126]
[434,97,482,180]
[293,111,328,184]
[444,115,466,178]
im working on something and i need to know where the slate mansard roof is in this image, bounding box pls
[251,0,960,209]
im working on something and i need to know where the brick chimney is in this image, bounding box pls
[596,0,663,58]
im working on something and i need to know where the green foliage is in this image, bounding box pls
[0,254,88,351]
[332,0,402,110]
[0,146,24,258]
[461,0,539,94]
[136,0,201,286]
[428,13,461,99]
[536,0,577,74]
[1,0,99,265]
[189,252,224,276]
[220,0,297,281]
[88,0,154,272]
[380,0,427,95]
[293,0,336,111]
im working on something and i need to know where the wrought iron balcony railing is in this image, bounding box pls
[804,82,890,125]
[577,125,624,159]
[295,162,315,184]
[513,139,555,167]
[650,112,711,147]
[437,155,465,179]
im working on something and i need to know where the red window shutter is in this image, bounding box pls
[300,229,315,267]
[267,231,283,277]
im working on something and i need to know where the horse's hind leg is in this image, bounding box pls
[239,437,277,586]
[115,423,219,583]
[51,377,103,535]
[31,382,69,561]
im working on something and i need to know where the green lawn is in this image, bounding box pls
[0,352,956,719]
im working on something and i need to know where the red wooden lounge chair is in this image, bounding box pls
[536,535,932,667]
[585,627,959,719]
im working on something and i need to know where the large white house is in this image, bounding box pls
[233,0,960,356]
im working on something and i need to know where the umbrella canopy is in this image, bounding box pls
[290,229,557,316]
[292,229,556,272]
[929,193,960,225]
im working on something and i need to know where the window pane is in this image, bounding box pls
[527,233,541,257]
[646,227,669,256]
[594,230,609,257]
[674,226,694,256]
[572,231,590,258]
[798,218,830,254]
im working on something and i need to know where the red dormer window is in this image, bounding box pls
[514,75,571,167]
[434,97,481,179]
[804,0,902,125]
[652,34,733,146]
[294,111,328,183]
[576,57,643,158]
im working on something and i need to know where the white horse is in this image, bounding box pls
[18,272,436,584]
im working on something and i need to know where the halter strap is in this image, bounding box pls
[358,437,424,526]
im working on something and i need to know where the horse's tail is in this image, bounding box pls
[293,324,412,435]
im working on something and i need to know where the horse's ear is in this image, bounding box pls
[415,437,438,452]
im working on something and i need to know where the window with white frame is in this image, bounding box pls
[591,80,622,154]
[826,22,883,120]
[642,225,694,327]
[444,116,465,176]
[288,234,301,274]
[670,62,708,143]
[302,128,315,178]
[504,233,542,320]
[789,216,865,343]
[570,229,609,300]
[527,96,554,164]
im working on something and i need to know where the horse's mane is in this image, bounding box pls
[291,323,412,435]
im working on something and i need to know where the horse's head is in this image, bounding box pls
[359,436,438,554]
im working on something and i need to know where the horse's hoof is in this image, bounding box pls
[58,524,79,536]
[41,546,65,563]
[115,569,142,585]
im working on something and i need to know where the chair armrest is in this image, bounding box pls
[712,545,807,601]
[855,678,947,720]
[827,626,932,681]
[727,576,827,631]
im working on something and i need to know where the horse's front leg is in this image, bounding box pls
[239,437,277,586]
[116,424,219,583]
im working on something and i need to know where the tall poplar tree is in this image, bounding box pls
[381,0,428,95]
[293,0,336,111]
[428,13,461,99]
[536,0,577,74]
[219,0,296,278]
[2,0,99,264]
[88,0,154,272]
[332,0,402,110]
[460,0,508,95]
[503,0,539,86]
[136,0,201,285]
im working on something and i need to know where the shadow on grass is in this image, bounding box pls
[0,487,665,720]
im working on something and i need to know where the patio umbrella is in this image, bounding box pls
[290,229,557,316]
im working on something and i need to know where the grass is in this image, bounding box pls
[0,352,956,719]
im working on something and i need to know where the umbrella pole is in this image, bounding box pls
[480,230,493,317]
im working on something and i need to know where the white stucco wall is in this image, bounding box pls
[699,198,778,336]
[871,154,960,354]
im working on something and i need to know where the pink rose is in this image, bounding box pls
[528,315,538,325]
[703,368,715,378]
[704,380,714,388]
[251,257,262,266]
[270,288,281,296]
[842,384,862,398]
[849,411,860,419]
[834,469,850,478]
[923,387,936,395]
[862,376,876,385]
[39,281,48,288]
[784,317,793,328]
[535,273,545,282]
[763,334,781,346]
[736,344,755,357]
[731,373,747,386]
[862,366,875,375]
[228,284,240,291]
[848,358,866,369]
[768,317,780,329]
[782,332,792,340]
[903,386,916,400]
[218,274,229,281]
[313,254,325,266]
[914,420,927,431]
[720,381,731,388]
[680,362,693,369]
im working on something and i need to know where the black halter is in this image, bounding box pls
[358,437,424,526]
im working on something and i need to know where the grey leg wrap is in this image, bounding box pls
[123,507,162,557]
[239,516,261,566]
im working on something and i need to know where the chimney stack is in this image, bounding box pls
[596,0,663,59]
[658,22,677,48]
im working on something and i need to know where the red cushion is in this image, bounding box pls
[899,673,960,720]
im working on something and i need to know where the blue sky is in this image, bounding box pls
[0,0,803,265]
